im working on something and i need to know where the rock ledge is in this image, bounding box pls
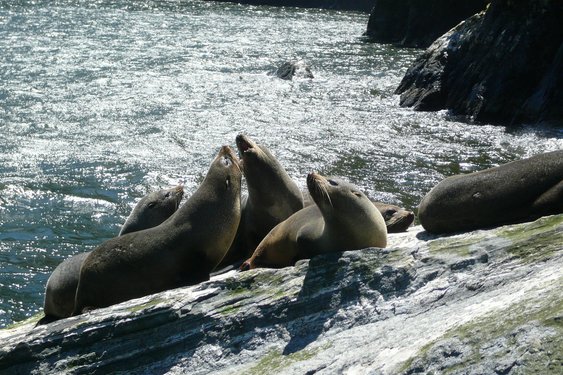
[1,215,562,374]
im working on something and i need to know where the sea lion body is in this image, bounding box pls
[241,173,387,269]
[216,134,303,269]
[418,150,563,234]
[41,252,90,324]
[73,146,241,314]
[39,186,184,324]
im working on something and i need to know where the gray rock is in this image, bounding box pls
[275,61,314,81]
[1,214,562,374]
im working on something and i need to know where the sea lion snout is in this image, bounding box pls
[235,134,255,154]
[217,145,241,172]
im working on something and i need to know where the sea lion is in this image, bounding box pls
[119,185,184,235]
[373,202,415,233]
[215,134,303,269]
[418,150,563,234]
[303,190,414,233]
[38,186,184,325]
[73,146,241,314]
[240,173,387,270]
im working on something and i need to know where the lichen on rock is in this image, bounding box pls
[0,215,561,374]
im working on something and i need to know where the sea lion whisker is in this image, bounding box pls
[321,183,333,207]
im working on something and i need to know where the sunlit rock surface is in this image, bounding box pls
[395,0,563,125]
[1,215,562,374]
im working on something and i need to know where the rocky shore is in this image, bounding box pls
[1,214,561,374]
[363,0,487,48]
[395,0,563,125]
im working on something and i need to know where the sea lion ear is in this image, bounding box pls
[225,176,231,189]
[352,191,363,198]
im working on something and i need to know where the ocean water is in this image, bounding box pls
[0,0,561,327]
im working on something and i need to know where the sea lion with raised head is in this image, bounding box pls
[303,190,414,233]
[215,134,303,269]
[73,146,241,314]
[38,185,184,325]
[240,173,387,270]
[418,150,563,234]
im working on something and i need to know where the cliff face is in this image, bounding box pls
[395,0,563,126]
[1,214,562,374]
[364,0,488,48]
[206,0,377,13]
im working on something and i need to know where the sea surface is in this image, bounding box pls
[0,0,561,327]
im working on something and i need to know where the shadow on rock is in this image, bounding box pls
[282,248,415,355]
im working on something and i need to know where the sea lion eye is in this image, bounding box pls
[328,180,338,186]
[164,192,171,198]
[147,202,156,208]
[384,209,396,220]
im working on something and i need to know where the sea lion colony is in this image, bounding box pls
[38,136,561,323]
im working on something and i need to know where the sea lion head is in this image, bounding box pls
[149,185,184,212]
[373,202,415,233]
[235,134,280,176]
[235,134,296,204]
[204,145,242,199]
[119,185,184,235]
[307,172,387,247]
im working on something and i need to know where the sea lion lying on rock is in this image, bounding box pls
[240,173,387,270]
[73,146,242,314]
[38,186,184,325]
[418,150,563,234]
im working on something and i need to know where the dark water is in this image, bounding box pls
[0,0,561,327]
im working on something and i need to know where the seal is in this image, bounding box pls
[303,190,414,233]
[38,185,184,324]
[418,150,563,234]
[373,202,415,233]
[215,134,303,270]
[240,173,387,270]
[73,146,241,314]
[119,185,184,235]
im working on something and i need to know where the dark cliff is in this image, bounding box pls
[364,0,488,48]
[395,0,563,126]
